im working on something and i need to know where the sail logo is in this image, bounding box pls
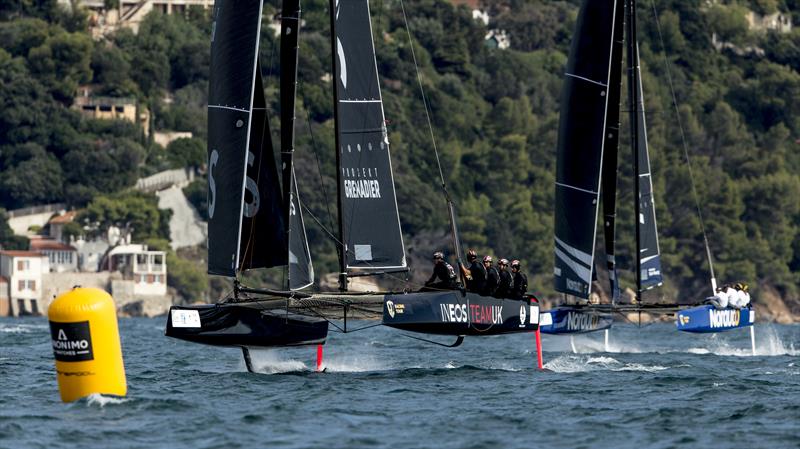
[243,150,260,217]
[566,278,584,294]
[440,303,468,323]
[566,312,599,331]
[344,179,381,199]
[519,305,527,327]
[709,309,740,328]
[386,300,395,318]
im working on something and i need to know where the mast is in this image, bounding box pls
[281,0,300,289]
[553,0,621,299]
[329,0,347,291]
[626,0,642,297]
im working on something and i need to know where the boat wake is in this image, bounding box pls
[686,326,798,357]
[543,355,669,373]
[84,393,130,407]
[245,350,309,374]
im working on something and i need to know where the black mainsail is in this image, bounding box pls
[207,0,287,276]
[554,0,621,298]
[331,0,406,272]
[631,41,663,292]
[280,0,314,290]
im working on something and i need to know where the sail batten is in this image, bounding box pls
[554,0,621,298]
[332,0,406,271]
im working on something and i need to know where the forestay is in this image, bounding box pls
[207,0,287,276]
[332,0,406,270]
[554,0,621,298]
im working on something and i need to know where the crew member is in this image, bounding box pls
[461,249,486,294]
[730,282,751,309]
[510,259,528,300]
[483,255,499,297]
[495,258,513,298]
[708,284,731,309]
[424,251,457,291]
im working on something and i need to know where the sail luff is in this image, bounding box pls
[554,0,621,298]
[329,0,347,291]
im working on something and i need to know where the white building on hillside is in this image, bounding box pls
[0,251,46,316]
[30,238,78,273]
[108,244,168,296]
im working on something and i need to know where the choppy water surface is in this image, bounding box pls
[1,317,798,449]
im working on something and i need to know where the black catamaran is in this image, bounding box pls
[166,0,541,372]
[541,0,754,345]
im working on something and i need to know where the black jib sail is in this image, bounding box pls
[280,0,314,290]
[632,42,663,291]
[207,0,287,276]
[289,168,314,289]
[331,0,406,270]
[554,0,621,298]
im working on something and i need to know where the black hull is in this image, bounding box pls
[382,291,539,336]
[165,303,328,348]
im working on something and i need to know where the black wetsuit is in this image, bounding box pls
[425,261,457,290]
[484,266,499,296]
[512,271,528,300]
[495,269,513,298]
[466,260,486,294]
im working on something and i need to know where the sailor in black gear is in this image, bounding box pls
[461,249,486,294]
[510,259,528,300]
[482,255,499,297]
[424,251,458,291]
[495,258,513,298]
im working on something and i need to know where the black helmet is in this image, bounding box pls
[511,259,520,269]
[467,249,478,260]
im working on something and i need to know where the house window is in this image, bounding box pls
[154,275,162,284]
[147,274,155,284]
[28,280,35,292]
[139,275,146,284]
[30,300,38,315]
[17,299,25,314]
[17,260,29,271]
[18,280,24,290]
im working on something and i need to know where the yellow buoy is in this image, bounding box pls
[48,287,126,402]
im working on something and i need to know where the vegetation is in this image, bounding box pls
[1,0,800,309]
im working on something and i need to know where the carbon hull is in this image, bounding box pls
[165,303,328,348]
[382,291,540,336]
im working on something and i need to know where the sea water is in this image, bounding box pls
[1,317,798,449]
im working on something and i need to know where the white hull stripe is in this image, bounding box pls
[555,236,593,267]
[555,248,591,284]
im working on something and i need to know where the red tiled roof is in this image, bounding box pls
[30,239,76,251]
[0,250,44,258]
[49,211,77,225]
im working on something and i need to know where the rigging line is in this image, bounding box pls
[398,0,447,197]
[649,0,717,289]
[299,82,339,253]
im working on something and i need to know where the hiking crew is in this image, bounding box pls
[495,258,513,298]
[510,259,528,300]
[461,249,486,294]
[424,251,458,291]
[483,255,499,297]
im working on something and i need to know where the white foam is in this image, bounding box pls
[322,354,387,373]
[85,393,129,407]
[246,349,309,374]
[687,326,799,357]
[543,354,670,373]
